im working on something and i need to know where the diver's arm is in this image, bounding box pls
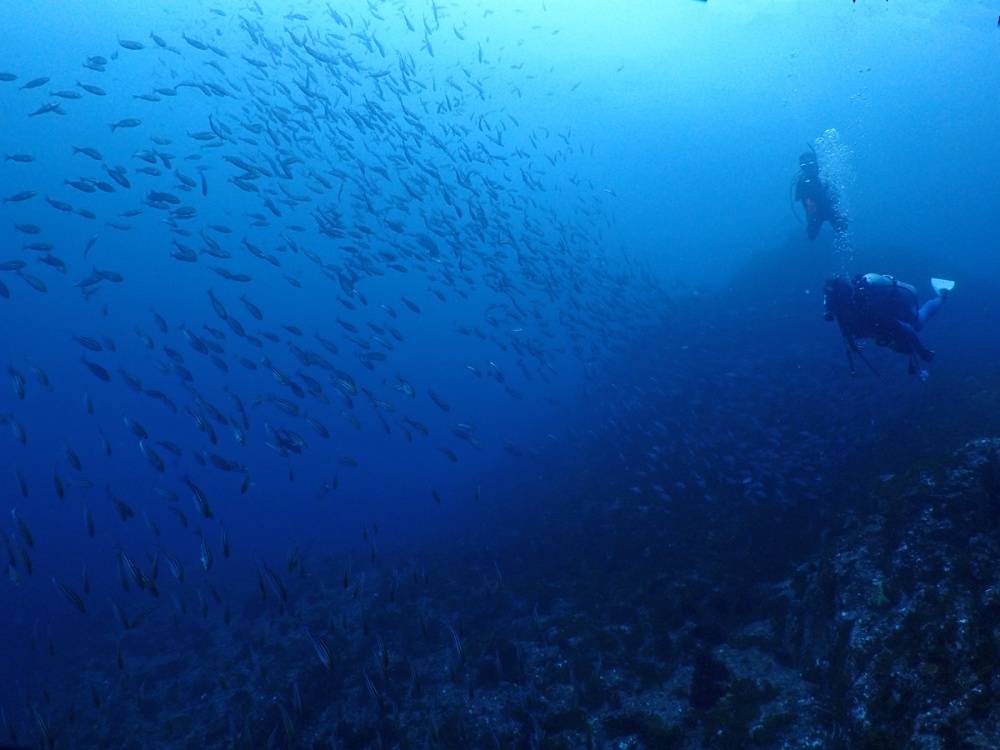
[837,322,861,353]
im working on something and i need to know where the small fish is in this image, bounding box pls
[119,552,145,590]
[12,509,34,548]
[122,414,147,439]
[95,267,124,283]
[8,414,27,444]
[73,334,103,351]
[185,475,214,519]
[305,626,333,670]
[427,389,451,411]
[269,395,300,417]
[20,77,50,90]
[45,196,74,211]
[183,33,209,50]
[388,376,415,397]
[3,190,37,203]
[9,366,25,398]
[33,706,54,749]
[13,466,28,497]
[103,165,131,189]
[108,492,135,522]
[53,577,86,613]
[64,445,82,470]
[138,439,165,472]
[130,607,156,629]
[65,178,97,193]
[79,357,109,381]
[73,145,103,160]
[168,505,188,528]
[162,549,184,582]
[110,118,142,132]
[77,81,107,96]
[260,560,287,601]
[112,601,130,630]
[17,271,47,292]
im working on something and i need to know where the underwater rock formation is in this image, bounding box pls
[774,437,1000,748]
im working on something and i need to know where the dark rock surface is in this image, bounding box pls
[583,438,1000,749]
[725,437,1000,749]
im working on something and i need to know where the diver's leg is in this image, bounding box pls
[896,320,934,362]
[915,296,944,331]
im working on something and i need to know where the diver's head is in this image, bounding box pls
[799,152,818,176]
[823,277,852,322]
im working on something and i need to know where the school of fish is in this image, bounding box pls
[0,2,671,747]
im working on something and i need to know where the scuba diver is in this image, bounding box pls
[792,148,848,240]
[823,274,954,377]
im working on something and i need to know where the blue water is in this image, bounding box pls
[1,1,998,747]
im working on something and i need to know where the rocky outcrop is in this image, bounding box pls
[775,438,1000,748]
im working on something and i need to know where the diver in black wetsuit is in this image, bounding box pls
[794,151,847,240]
[823,274,952,377]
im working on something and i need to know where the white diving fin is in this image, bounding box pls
[931,278,955,296]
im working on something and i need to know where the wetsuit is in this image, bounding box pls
[831,275,942,362]
[796,171,847,240]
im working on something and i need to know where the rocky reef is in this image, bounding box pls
[668,437,1000,750]
[548,437,1000,749]
[783,437,1000,748]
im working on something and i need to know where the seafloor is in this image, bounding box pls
[22,436,1000,750]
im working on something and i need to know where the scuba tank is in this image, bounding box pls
[855,274,918,322]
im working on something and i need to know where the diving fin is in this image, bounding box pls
[931,278,955,296]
